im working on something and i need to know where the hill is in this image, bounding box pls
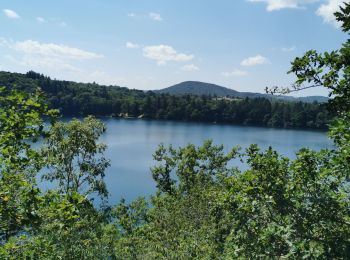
[157,81,328,103]
[157,81,242,97]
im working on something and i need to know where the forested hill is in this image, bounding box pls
[157,81,329,103]
[157,81,242,97]
[0,70,331,129]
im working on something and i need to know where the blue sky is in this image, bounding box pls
[0,0,347,96]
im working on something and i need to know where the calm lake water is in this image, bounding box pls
[96,118,332,204]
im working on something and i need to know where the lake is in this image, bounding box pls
[97,118,333,204]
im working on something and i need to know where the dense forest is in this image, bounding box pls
[0,70,331,129]
[1,3,349,259]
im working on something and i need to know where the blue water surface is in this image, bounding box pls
[96,118,332,204]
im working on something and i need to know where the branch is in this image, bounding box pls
[266,84,323,96]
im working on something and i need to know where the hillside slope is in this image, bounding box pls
[157,81,328,103]
[157,81,242,97]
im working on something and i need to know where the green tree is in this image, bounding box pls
[112,141,240,259]
[0,93,115,258]
[223,146,349,258]
[42,116,110,199]
[0,87,57,244]
[1,191,117,259]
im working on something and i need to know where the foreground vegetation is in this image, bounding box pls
[1,3,350,259]
[0,70,330,129]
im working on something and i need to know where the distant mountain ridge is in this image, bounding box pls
[157,81,329,103]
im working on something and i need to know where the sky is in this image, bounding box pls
[0,0,348,96]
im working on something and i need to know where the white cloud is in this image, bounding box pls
[222,69,248,77]
[0,38,123,86]
[12,40,103,60]
[0,37,8,47]
[127,13,135,17]
[2,40,102,73]
[240,55,270,66]
[84,70,128,86]
[149,12,163,21]
[181,64,199,71]
[3,9,20,19]
[59,21,67,27]
[126,42,140,49]
[143,45,194,65]
[36,17,46,23]
[316,0,345,27]
[282,46,296,52]
[17,56,81,72]
[247,0,318,11]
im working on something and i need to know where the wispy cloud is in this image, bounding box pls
[247,0,318,11]
[143,45,193,65]
[36,17,46,23]
[149,12,163,21]
[126,42,140,49]
[59,21,67,27]
[7,40,102,73]
[85,70,128,86]
[316,0,345,27]
[0,38,127,86]
[241,54,269,66]
[127,13,136,17]
[222,69,248,77]
[181,64,199,71]
[35,17,67,26]
[247,0,345,28]
[12,40,103,60]
[0,37,8,47]
[3,9,20,19]
[282,46,296,52]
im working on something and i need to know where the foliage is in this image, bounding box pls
[111,141,350,259]
[224,146,349,258]
[113,141,238,259]
[0,89,114,258]
[42,116,110,199]
[0,87,57,175]
[0,191,116,259]
[0,88,57,244]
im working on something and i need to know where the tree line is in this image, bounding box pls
[0,70,331,129]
